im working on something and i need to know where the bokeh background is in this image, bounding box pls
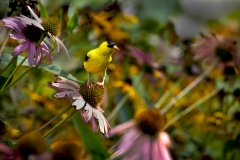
[1,0,240,159]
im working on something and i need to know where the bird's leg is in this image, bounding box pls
[99,70,107,85]
[87,73,92,87]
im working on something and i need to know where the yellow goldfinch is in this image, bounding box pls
[84,41,119,86]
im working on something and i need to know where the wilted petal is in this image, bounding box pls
[53,91,74,98]
[12,40,30,56]
[72,99,86,110]
[51,82,77,91]
[57,76,80,88]
[55,37,70,59]
[27,6,42,23]
[40,42,52,63]
[36,47,43,67]
[18,15,44,30]
[28,42,36,66]
[85,104,93,121]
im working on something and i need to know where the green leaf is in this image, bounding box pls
[0,0,9,19]
[0,54,82,83]
[72,113,110,160]
[67,11,78,35]
[39,1,49,19]
[0,56,17,90]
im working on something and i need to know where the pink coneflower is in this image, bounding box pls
[109,108,172,160]
[1,6,69,66]
[49,75,110,136]
[191,33,240,75]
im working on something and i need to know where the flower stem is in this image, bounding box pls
[154,75,186,109]
[0,56,28,92]
[43,109,77,138]
[162,87,221,130]
[161,60,219,114]
[0,29,12,57]
[107,72,143,122]
[3,67,32,92]
[37,105,72,132]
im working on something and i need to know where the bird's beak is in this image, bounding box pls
[113,45,120,51]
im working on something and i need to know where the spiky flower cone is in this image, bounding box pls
[41,17,61,37]
[79,83,104,108]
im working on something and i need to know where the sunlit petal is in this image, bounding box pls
[12,40,30,56]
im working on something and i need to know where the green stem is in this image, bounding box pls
[162,87,221,130]
[154,75,186,109]
[0,29,12,57]
[161,60,219,114]
[3,67,32,92]
[43,109,77,138]
[37,105,72,132]
[107,72,143,122]
[0,56,28,92]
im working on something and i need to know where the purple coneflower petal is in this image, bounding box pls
[57,76,80,88]
[9,32,25,40]
[18,15,44,30]
[113,128,141,156]
[53,91,73,98]
[85,104,93,121]
[90,116,98,132]
[50,82,77,91]
[94,110,109,136]
[27,6,42,23]
[40,43,52,63]
[12,40,30,56]
[142,137,151,160]
[72,99,86,110]
[152,138,171,160]
[109,120,136,137]
[36,47,43,67]
[28,42,36,66]
[123,135,149,160]
[2,18,25,33]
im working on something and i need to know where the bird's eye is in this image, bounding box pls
[107,41,116,48]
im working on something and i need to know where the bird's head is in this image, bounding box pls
[99,41,120,55]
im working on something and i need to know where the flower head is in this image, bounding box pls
[1,6,69,66]
[109,108,172,160]
[49,76,110,136]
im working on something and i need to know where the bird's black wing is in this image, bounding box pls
[85,55,89,62]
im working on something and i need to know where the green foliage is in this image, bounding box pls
[0,0,9,18]
[67,11,78,35]
[39,1,49,19]
[72,113,110,160]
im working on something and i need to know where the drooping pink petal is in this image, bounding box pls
[94,110,108,136]
[90,116,98,132]
[28,42,36,66]
[50,82,77,91]
[57,76,80,88]
[53,91,74,98]
[9,32,25,40]
[113,128,141,156]
[40,42,52,63]
[122,135,149,160]
[152,137,172,160]
[12,40,30,56]
[36,46,43,67]
[109,120,136,137]
[159,132,172,148]
[142,136,151,160]
[85,104,93,121]
[27,6,42,23]
[54,37,70,59]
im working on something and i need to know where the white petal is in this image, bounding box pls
[86,104,93,122]
[55,37,70,59]
[72,99,86,110]
[51,82,77,91]
[18,15,44,30]
[27,6,42,23]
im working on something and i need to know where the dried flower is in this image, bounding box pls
[49,76,110,136]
